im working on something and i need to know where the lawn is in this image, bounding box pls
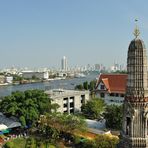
[4,138,26,148]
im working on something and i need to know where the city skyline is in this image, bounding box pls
[0,1,148,68]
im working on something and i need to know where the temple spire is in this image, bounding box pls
[133,19,140,38]
[119,21,148,148]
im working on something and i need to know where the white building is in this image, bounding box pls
[95,74,127,105]
[5,76,13,84]
[61,56,68,71]
[45,89,89,114]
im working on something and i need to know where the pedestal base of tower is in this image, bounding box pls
[118,136,148,148]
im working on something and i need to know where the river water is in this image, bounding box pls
[0,72,99,97]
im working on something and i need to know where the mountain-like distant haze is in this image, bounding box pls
[0,0,148,68]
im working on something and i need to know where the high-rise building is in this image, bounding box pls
[119,26,148,147]
[61,56,68,71]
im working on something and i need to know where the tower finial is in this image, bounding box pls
[133,19,140,38]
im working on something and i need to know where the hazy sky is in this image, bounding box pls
[0,0,148,69]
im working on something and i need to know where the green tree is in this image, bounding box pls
[0,89,54,127]
[104,105,123,129]
[81,98,106,119]
[19,116,26,127]
[38,113,86,141]
[83,81,88,90]
[75,84,84,90]
[51,103,60,113]
[75,80,96,91]
[89,80,96,90]
[4,141,14,148]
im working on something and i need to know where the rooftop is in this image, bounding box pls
[45,89,89,99]
[0,113,21,129]
[96,73,127,93]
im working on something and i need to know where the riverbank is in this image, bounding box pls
[0,77,68,86]
[0,72,98,97]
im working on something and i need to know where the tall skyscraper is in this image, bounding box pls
[119,26,148,147]
[61,56,68,71]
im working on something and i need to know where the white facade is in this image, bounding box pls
[45,89,90,114]
[5,76,13,84]
[61,56,68,71]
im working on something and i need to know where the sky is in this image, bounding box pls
[0,0,148,69]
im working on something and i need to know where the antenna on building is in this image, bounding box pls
[133,18,140,38]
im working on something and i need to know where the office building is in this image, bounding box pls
[61,56,68,71]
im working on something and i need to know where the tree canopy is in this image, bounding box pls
[0,90,54,127]
[38,113,87,142]
[39,113,86,134]
[75,80,96,91]
[81,98,106,119]
[104,105,123,129]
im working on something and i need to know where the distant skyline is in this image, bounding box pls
[0,0,148,69]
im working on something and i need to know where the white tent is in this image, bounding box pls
[0,124,8,131]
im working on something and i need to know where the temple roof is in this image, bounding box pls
[128,38,146,51]
[96,74,127,93]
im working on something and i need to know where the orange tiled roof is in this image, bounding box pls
[96,74,128,94]
[102,78,109,90]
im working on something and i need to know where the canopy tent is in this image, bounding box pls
[0,113,21,129]
[1,129,10,134]
[0,124,8,131]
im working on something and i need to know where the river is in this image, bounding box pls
[0,72,99,97]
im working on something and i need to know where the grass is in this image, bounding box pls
[4,138,26,148]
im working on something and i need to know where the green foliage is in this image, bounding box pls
[4,141,14,148]
[39,113,86,140]
[75,80,96,91]
[74,134,119,148]
[81,98,106,119]
[104,105,123,129]
[75,84,84,90]
[94,134,119,148]
[89,80,96,90]
[75,139,96,148]
[19,116,26,127]
[26,137,39,148]
[83,81,88,90]
[48,145,56,148]
[4,137,56,148]
[51,103,60,113]
[0,90,53,127]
